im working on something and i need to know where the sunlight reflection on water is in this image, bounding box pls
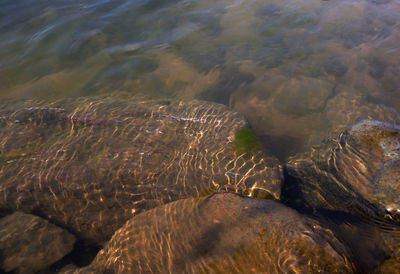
[1,0,399,159]
[0,0,400,272]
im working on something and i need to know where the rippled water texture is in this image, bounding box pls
[1,0,400,272]
[1,0,400,157]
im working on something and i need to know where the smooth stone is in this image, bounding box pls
[73,193,354,273]
[0,93,282,244]
[0,212,76,273]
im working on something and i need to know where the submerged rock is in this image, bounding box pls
[0,212,75,273]
[286,119,400,270]
[375,258,400,274]
[0,93,282,243]
[229,73,336,158]
[70,193,353,273]
[323,56,348,77]
[230,68,400,159]
[287,119,400,222]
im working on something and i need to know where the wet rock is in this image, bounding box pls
[324,91,400,136]
[287,119,400,222]
[381,65,400,93]
[199,66,254,105]
[0,93,282,244]
[369,58,387,79]
[230,68,400,159]
[323,56,348,77]
[255,4,281,18]
[174,35,227,73]
[0,212,75,273]
[375,258,400,273]
[256,36,289,68]
[285,119,400,268]
[83,58,159,95]
[272,76,334,116]
[77,193,353,273]
[59,264,80,273]
[317,1,367,47]
[230,73,335,158]
[59,264,100,274]
[120,50,221,100]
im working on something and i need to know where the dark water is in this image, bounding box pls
[0,0,400,272]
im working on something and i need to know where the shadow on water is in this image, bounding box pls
[46,239,102,273]
[0,239,100,273]
[280,167,314,214]
[259,134,305,163]
[280,167,394,272]
[1,208,102,274]
[0,240,101,274]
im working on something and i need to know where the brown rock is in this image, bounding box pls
[0,93,282,244]
[0,212,75,273]
[84,193,354,273]
[287,119,400,221]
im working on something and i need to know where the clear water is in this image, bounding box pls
[1,0,399,158]
[0,0,400,271]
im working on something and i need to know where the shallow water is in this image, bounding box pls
[1,0,400,158]
[0,0,400,272]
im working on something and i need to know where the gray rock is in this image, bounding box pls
[0,93,282,244]
[0,212,75,273]
[82,193,354,273]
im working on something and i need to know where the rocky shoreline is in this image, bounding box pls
[0,95,399,273]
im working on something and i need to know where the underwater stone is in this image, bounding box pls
[77,193,353,273]
[0,212,76,273]
[0,93,282,244]
[287,119,400,222]
[83,58,159,95]
[369,58,387,79]
[272,76,334,116]
[323,56,348,77]
[255,4,281,18]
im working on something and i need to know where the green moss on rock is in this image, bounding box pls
[233,128,260,154]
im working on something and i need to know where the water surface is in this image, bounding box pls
[0,0,400,271]
[1,0,399,157]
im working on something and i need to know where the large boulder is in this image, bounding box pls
[68,193,354,273]
[0,93,282,243]
[0,212,76,273]
[287,119,400,222]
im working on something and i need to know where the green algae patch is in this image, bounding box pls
[233,128,260,154]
